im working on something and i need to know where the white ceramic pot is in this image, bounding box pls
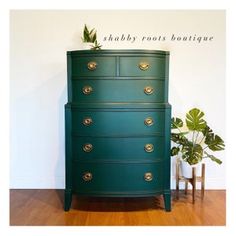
[180,161,201,178]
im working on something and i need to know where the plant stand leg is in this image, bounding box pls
[163,192,171,212]
[185,180,188,195]
[201,163,205,200]
[176,161,179,199]
[64,189,72,211]
[192,167,196,204]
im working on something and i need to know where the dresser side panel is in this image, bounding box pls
[65,106,72,190]
[67,53,72,102]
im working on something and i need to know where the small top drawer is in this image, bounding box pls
[71,56,116,76]
[120,56,168,77]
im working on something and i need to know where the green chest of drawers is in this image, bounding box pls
[64,50,171,211]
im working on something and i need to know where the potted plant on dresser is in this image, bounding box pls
[171,108,225,201]
[81,24,102,50]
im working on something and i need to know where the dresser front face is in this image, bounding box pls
[65,50,171,210]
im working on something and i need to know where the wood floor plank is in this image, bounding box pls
[10,189,226,226]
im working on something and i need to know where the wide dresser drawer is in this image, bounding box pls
[71,79,166,103]
[72,162,164,196]
[72,136,165,161]
[72,110,166,136]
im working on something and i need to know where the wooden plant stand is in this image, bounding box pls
[176,160,205,203]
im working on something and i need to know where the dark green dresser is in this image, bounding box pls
[64,50,171,211]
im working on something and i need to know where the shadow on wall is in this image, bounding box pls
[57,76,67,189]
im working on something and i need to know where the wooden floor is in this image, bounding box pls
[10,189,225,226]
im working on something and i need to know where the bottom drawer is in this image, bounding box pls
[72,162,164,196]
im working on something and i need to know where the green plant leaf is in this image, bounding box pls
[89,28,95,35]
[82,24,89,42]
[204,151,222,164]
[82,25,95,42]
[91,32,97,43]
[171,133,189,145]
[82,24,102,48]
[171,117,183,129]
[91,40,102,50]
[84,24,89,34]
[186,108,207,131]
[205,133,225,151]
[171,147,180,156]
[182,144,203,165]
[170,108,225,165]
[202,125,213,137]
[83,34,90,42]
[83,27,90,42]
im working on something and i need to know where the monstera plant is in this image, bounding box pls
[171,108,225,165]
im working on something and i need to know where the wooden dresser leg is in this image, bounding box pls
[64,189,72,211]
[163,191,171,212]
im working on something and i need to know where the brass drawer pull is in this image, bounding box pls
[83,172,92,181]
[144,86,154,95]
[83,117,93,126]
[144,117,154,126]
[145,144,154,153]
[82,86,93,95]
[139,62,149,71]
[83,143,93,152]
[87,61,97,70]
[144,172,153,181]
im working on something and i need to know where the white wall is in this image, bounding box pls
[10,10,225,189]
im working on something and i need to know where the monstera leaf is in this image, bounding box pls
[171,133,189,145]
[171,108,225,165]
[205,133,225,151]
[171,117,183,129]
[186,108,207,131]
[204,151,222,164]
[182,144,203,165]
[171,147,180,156]
[202,125,213,137]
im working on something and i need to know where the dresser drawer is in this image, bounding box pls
[72,136,165,161]
[120,56,168,77]
[72,110,165,136]
[72,162,164,195]
[71,56,116,76]
[72,79,166,103]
